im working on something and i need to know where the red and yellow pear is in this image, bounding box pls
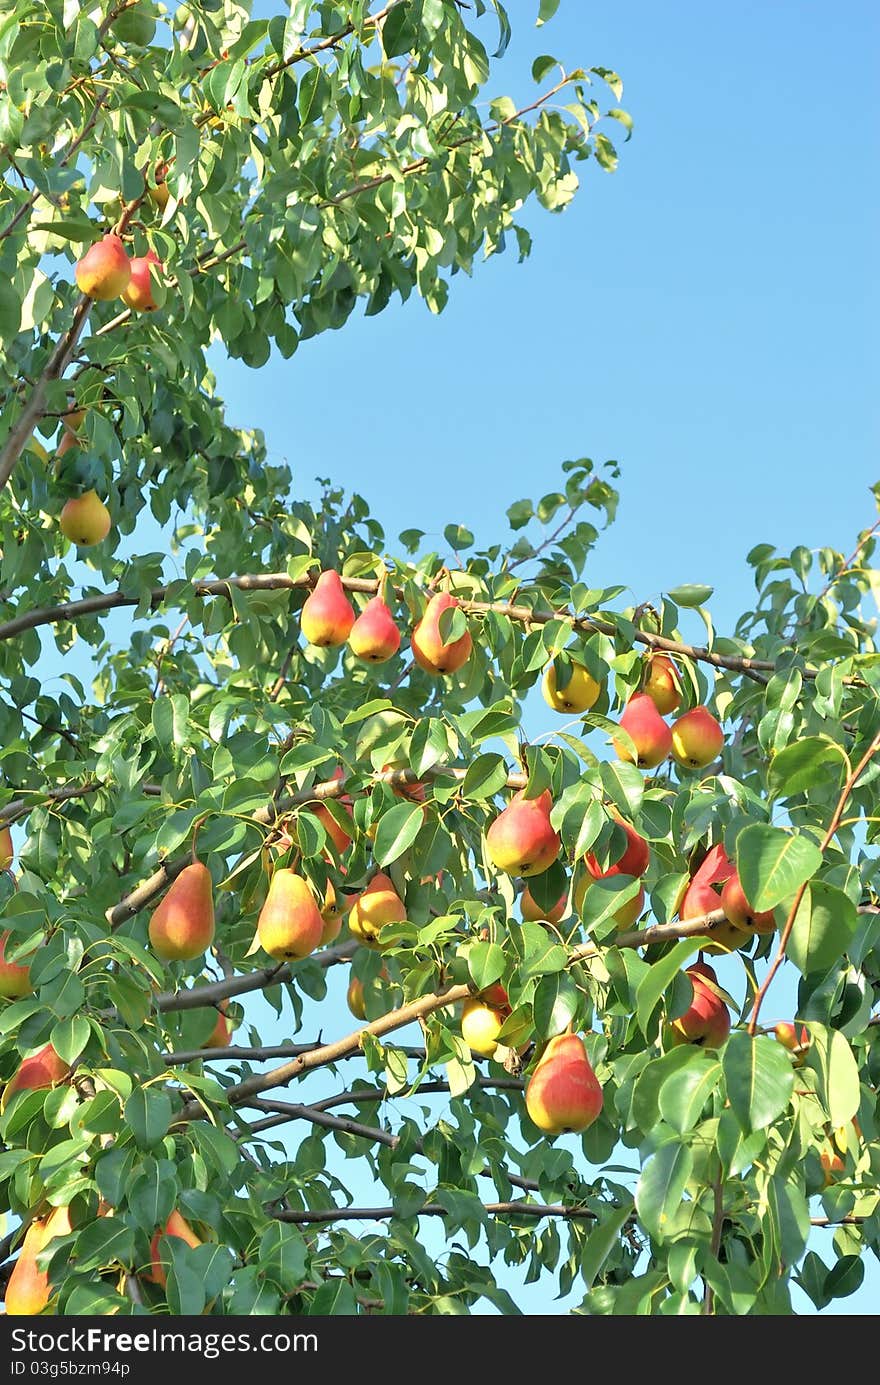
[346,965,389,1021]
[721,870,776,935]
[122,250,162,312]
[612,693,672,769]
[525,1034,603,1136]
[679,844,748,952]
[5,1205,74,1315]
[2,1043,70,1111]
[642,653,682,715]
[59,490,111,546]
[585,816,650,880]
[313,767,353,855]
[145,1210,202,1288]
[301,571,355,647]
[668,963,730,1048]
[521,884,568,924]
[486,789,560,878]
[75,233,131,300]
[56,409,85,459]
[671,706,724,769]
[411,592,472,675]
[0,931,34,999]
[348,872,406,949]
[541,660,601,714]
[348,595,400,663]
[257,869,324,961]
[774,1020,810,1065]
[461,985,511,1059]
[148,861,215,962]
[201,1002,233,1050]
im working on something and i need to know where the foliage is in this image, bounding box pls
[0,0,877,1317]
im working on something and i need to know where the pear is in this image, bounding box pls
[5,1205,73,1315]
[200,1002,233,1050]
[301,570,355,647]
[347,973,367,1020]
[145,1209,201,1288]
[613,693,672,769]
[2,1043,70,1112]
[0,931,34,999]
[56,410,85,459]
[774,1021,810,1065]
[486,789,560,878]
[148,861,215,962]
[75,233,131,300]
[59,490,111,546]
[411,592,472,675]
[541,660,601,714]
[574,875,645,930]
[122,250,162,312]
[671,706,724,768]
[642,654,681,714]
[585,815,649,879]
[680,844,747,953]
[525,1034,603,1135]
[720,870,776,935]
[461,985,511,1058]
[257,869,324,961]
[348,872,406,949]
[314,766,353,854]
[521,883,568,924]
[319,879,349,945]
[348,595,400,663]
[0,823,12,869]
[668,963,731,1048]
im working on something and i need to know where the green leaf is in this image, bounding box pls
[532,973,579,1038]
[580,1201,634,1289]
[763,1174,810,1267]
[73,1218,135,1274]
[460,753,510,800]
[768,737,848,799]
[635,939,701,1036]
[667,584,713,607]
[258,1223,309,1291]
[721,1031,794,1132]
[124,1087,173,1149]
[824,1255,864,1300]
[372,803,423,866]
[635,1141,694,1242]
[49,1016,90,1066]
[309,1278,359,1315]
[658,1057,722,1134]
[536,0,561,25]
[787,882,858,975]
[804,1022,860,1129]
[466,942,506,992]
[736,824,822,912]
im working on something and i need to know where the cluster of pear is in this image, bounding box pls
[75,232,162,311]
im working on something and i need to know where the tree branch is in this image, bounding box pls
[272,1201,602,1225]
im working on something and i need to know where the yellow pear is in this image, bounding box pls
[347,873,406,949]
[541,661,601,714]
[257,869,324,961]
[148,861,215,962]
[6,1205,73,1315]
[59,491,111,546]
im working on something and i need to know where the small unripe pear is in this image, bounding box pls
[541,661,601,714]
[642,654,681,715]
[525,1034,603,1135]
[59,490,111,546]
[122,250,162,311]
[486,789,560,878]
[671,706,724,769]
[612,694,672,769]
[301,571,355,647]
[348,873,406,949]
[257,869,324,961]
[411,593,472,675]
[148,861,215,962]
[348,596,400,663]
[75,233,131,300]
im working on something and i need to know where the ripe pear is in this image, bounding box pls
[820,1144,845,1187]
[59,490,111,546]
[348,595,400,662]
[146,1209,201,1288]
[461,986,511,1058]
[201,1003,233,1050]
[319,879,350,944]
[75,233,131,300]
[671,706,724,769]
[668,964,731,1048]
[0,931,34,999]
[642,654,681,714]
[56,410,85,459]
[486,789,560,878]
[2,1043,70,1112]
[521,883,568,924]
[314,766,353,854]
[525,1034,603,1135]
[257,869,324,961]
[774,1020,809,1065]
[612,693,672,769]
[541,661,601,714]
[680,844,748,952]
[5,1205,73,1315]
[574,875,645,930]
[301,570,355,647]
[411,592,472,675]
[348,872,406,949]
[347,974,367,1020]
[148,861,215,962]
[122,250,162,311]
[0,823,12,869]
[585,816,649,880]
[721,870,776,934]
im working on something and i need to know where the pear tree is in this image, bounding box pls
[0,0,876,1318]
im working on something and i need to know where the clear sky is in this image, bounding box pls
[203,1,879,1313]
[26,1,878,1316]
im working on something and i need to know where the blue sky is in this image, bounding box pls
[20,0,878,1316]
[200,2,879,1313]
